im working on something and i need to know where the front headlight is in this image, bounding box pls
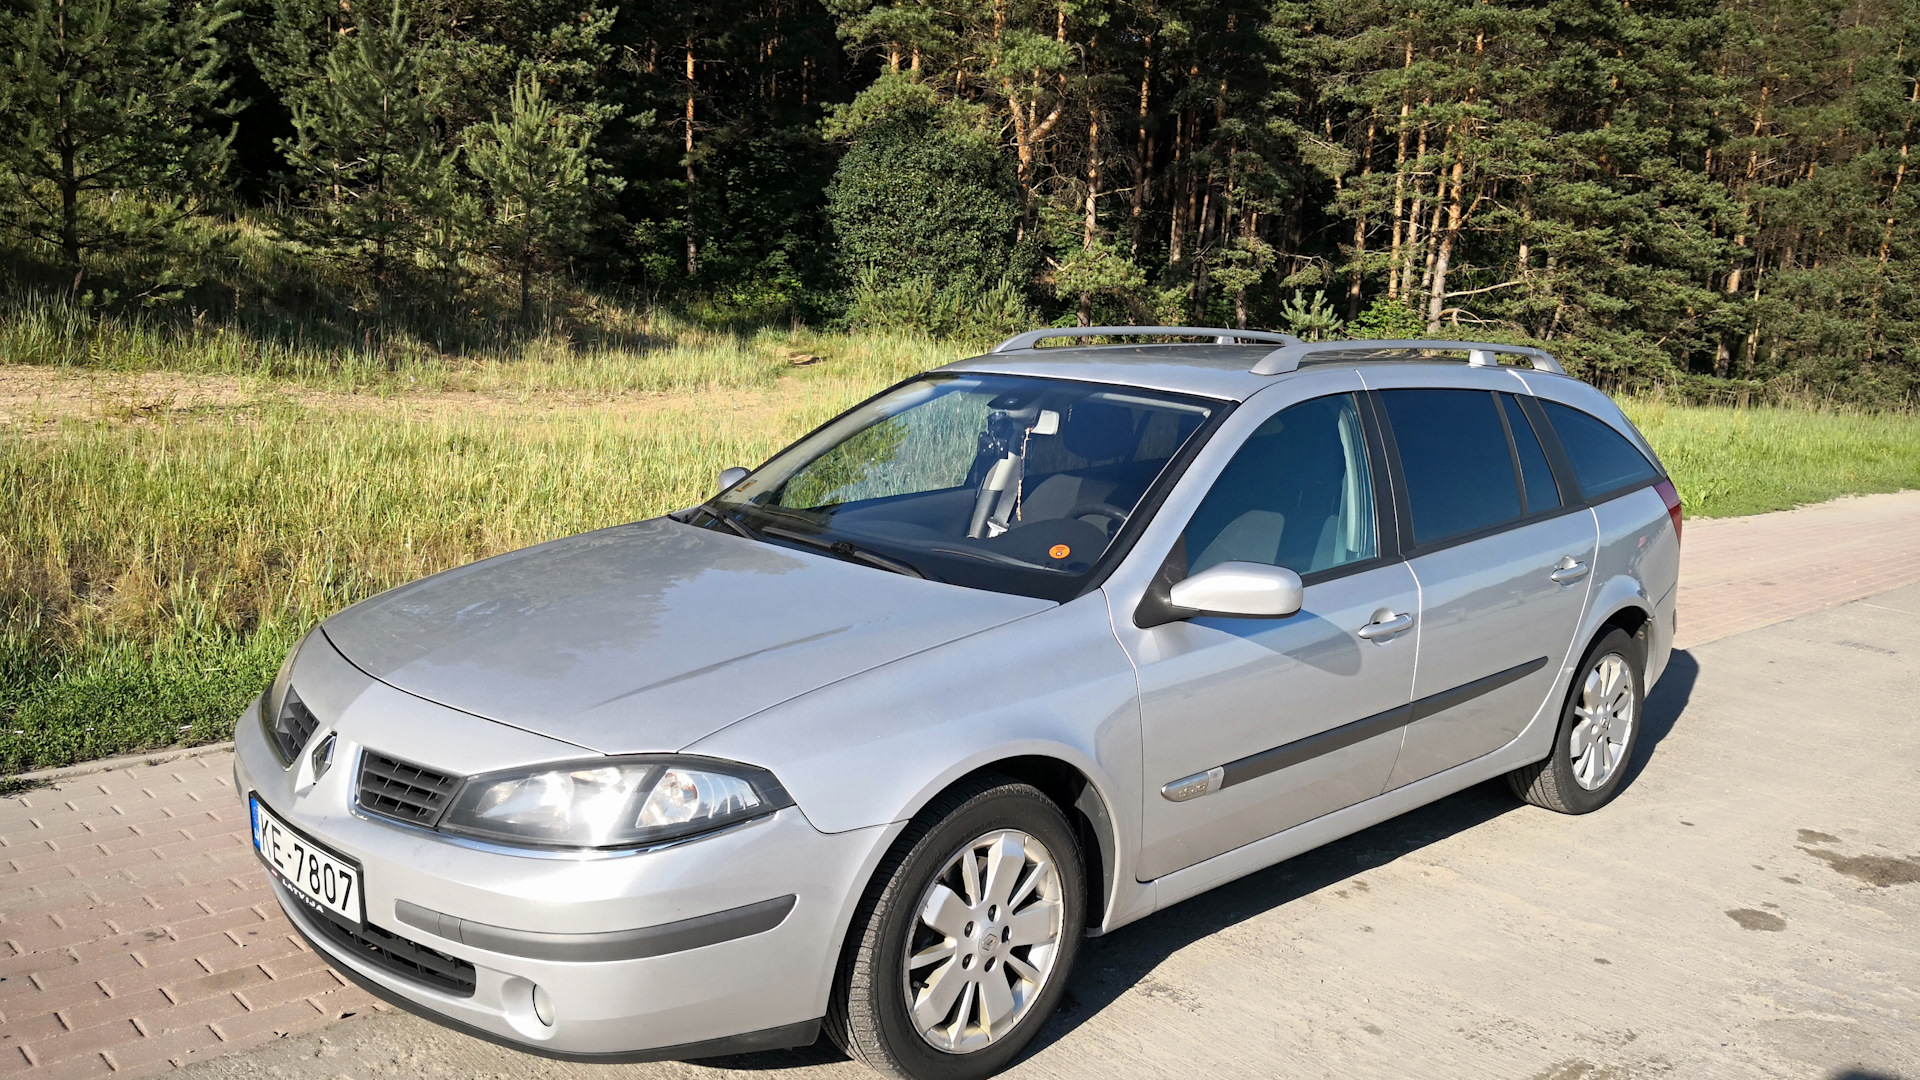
[439,756,792,850]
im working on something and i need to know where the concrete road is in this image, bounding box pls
[172,583,1920,1080]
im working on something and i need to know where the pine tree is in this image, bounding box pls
[276,0,454,310]
[0,0,236,289]
[464,76,619,321]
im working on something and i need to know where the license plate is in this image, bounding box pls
[250,794,364,927]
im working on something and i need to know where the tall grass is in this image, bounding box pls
[3,325,1917,773]
[1624,400,1920,518]
[0,331,968,773]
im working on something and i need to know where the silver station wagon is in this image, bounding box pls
[237,326,1682,1079]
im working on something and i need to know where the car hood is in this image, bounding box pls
[320,518,1054,753]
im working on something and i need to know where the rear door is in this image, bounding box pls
[1371,384,1599,787]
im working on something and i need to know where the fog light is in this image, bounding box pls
[531,984,555,1027]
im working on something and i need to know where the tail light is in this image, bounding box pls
[1654,478,1682,545]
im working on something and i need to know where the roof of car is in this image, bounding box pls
[941,333,1572,403]
[941,343,1285,402]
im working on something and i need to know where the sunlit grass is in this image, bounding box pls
[2,327,1916,773]
[1623,399,1920,518]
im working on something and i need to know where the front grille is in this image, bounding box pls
[301,906,476,996]
[267,689,320,766]
[356,752,461,826]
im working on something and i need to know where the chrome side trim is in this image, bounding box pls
[1160,766,1224,802]
[394,894,798,963]
[1160,656,1550,798]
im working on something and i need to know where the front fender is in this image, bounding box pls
[684,591,1141,908]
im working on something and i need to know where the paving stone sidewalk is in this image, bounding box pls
[0,753,379,1077]
[1675,489,1920,648]
[3,488,1917,1077]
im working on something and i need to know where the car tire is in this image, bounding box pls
[1508,627,1645,814]
[827,774,1085,1080]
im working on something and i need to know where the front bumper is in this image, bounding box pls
[235,693,892,1058]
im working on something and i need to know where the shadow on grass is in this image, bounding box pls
[695,649,1706,1071]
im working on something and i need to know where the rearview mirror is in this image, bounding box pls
[1167,562,1304,619]
[716,466,750,493]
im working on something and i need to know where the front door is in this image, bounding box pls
[1115,392,1420,881]
[1373,388,1599,787]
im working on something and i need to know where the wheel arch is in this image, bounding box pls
[962,755,1117,930]
[1589,598,1653,665]
[883,751,1123,932]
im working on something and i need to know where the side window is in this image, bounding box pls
[1182,394,1378,577]
[1500,395,1561,514]
[1539,400,1658,499]
[1379,388,1522,546]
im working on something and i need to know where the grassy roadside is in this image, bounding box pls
[1624,400,1920,518]
[4,337,1917,775]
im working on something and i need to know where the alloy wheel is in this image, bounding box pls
[901,829,1064,1054]
[1570,652,1635,790]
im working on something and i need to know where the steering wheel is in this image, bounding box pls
[1066,501,1130,531]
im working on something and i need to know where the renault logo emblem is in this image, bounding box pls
[310,733,336,781]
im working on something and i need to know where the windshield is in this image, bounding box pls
[698,373,1220,600]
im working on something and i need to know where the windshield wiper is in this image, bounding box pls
[758,524,928,580]
[704,504,762,541]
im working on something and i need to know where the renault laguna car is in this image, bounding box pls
[238,326,1681,1079]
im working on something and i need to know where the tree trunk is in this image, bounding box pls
[1387,44,1413,300]
[684,39,698,278]
[1348,113,1377,318]
[1401,104,1431,301]
[1880,76,1916,263]
[1130,37,1152,258]
[1168,111,1187,266]
[519,249,534,323]
[1426,148,1466,332]
[1081,104,1102,325]
[60,141,80,276]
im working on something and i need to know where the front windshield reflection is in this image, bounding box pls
[702,374,1218,601]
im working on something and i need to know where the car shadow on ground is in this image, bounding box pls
[699,650,1703,1071]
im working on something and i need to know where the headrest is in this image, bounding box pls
[1063,400,1138,463]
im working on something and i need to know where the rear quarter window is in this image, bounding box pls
[1539,400,1658,499]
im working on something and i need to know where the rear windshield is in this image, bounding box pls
[698,373,1218,600]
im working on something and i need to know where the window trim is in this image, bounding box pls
[1371,387,1595,561]
[1496,391,1567,516]
[1371,388,1671,563]
[1133,390,1394,627]
[683,369,1238,604]
[1529,396,1665,504]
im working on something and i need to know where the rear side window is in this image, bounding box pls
[1379,389,1522,546]
[1540,401,1658,499]
[1500,395,1561,514]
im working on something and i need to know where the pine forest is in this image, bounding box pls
[1,0,1917,401]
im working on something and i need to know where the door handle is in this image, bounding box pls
[1550,556,1591,584]
[1357,612,1413,640]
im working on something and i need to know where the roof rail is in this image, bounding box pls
[992,325,1303,353]
[1251,339,1566,376]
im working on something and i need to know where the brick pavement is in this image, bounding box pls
[0,752,379,1077]
[1673,489,1920,648]
[1,487,1917,1076]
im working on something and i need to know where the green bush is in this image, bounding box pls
[826,102,1024,315]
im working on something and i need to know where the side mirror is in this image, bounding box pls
[1166,561,1304,619]
[716,466,750,493]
